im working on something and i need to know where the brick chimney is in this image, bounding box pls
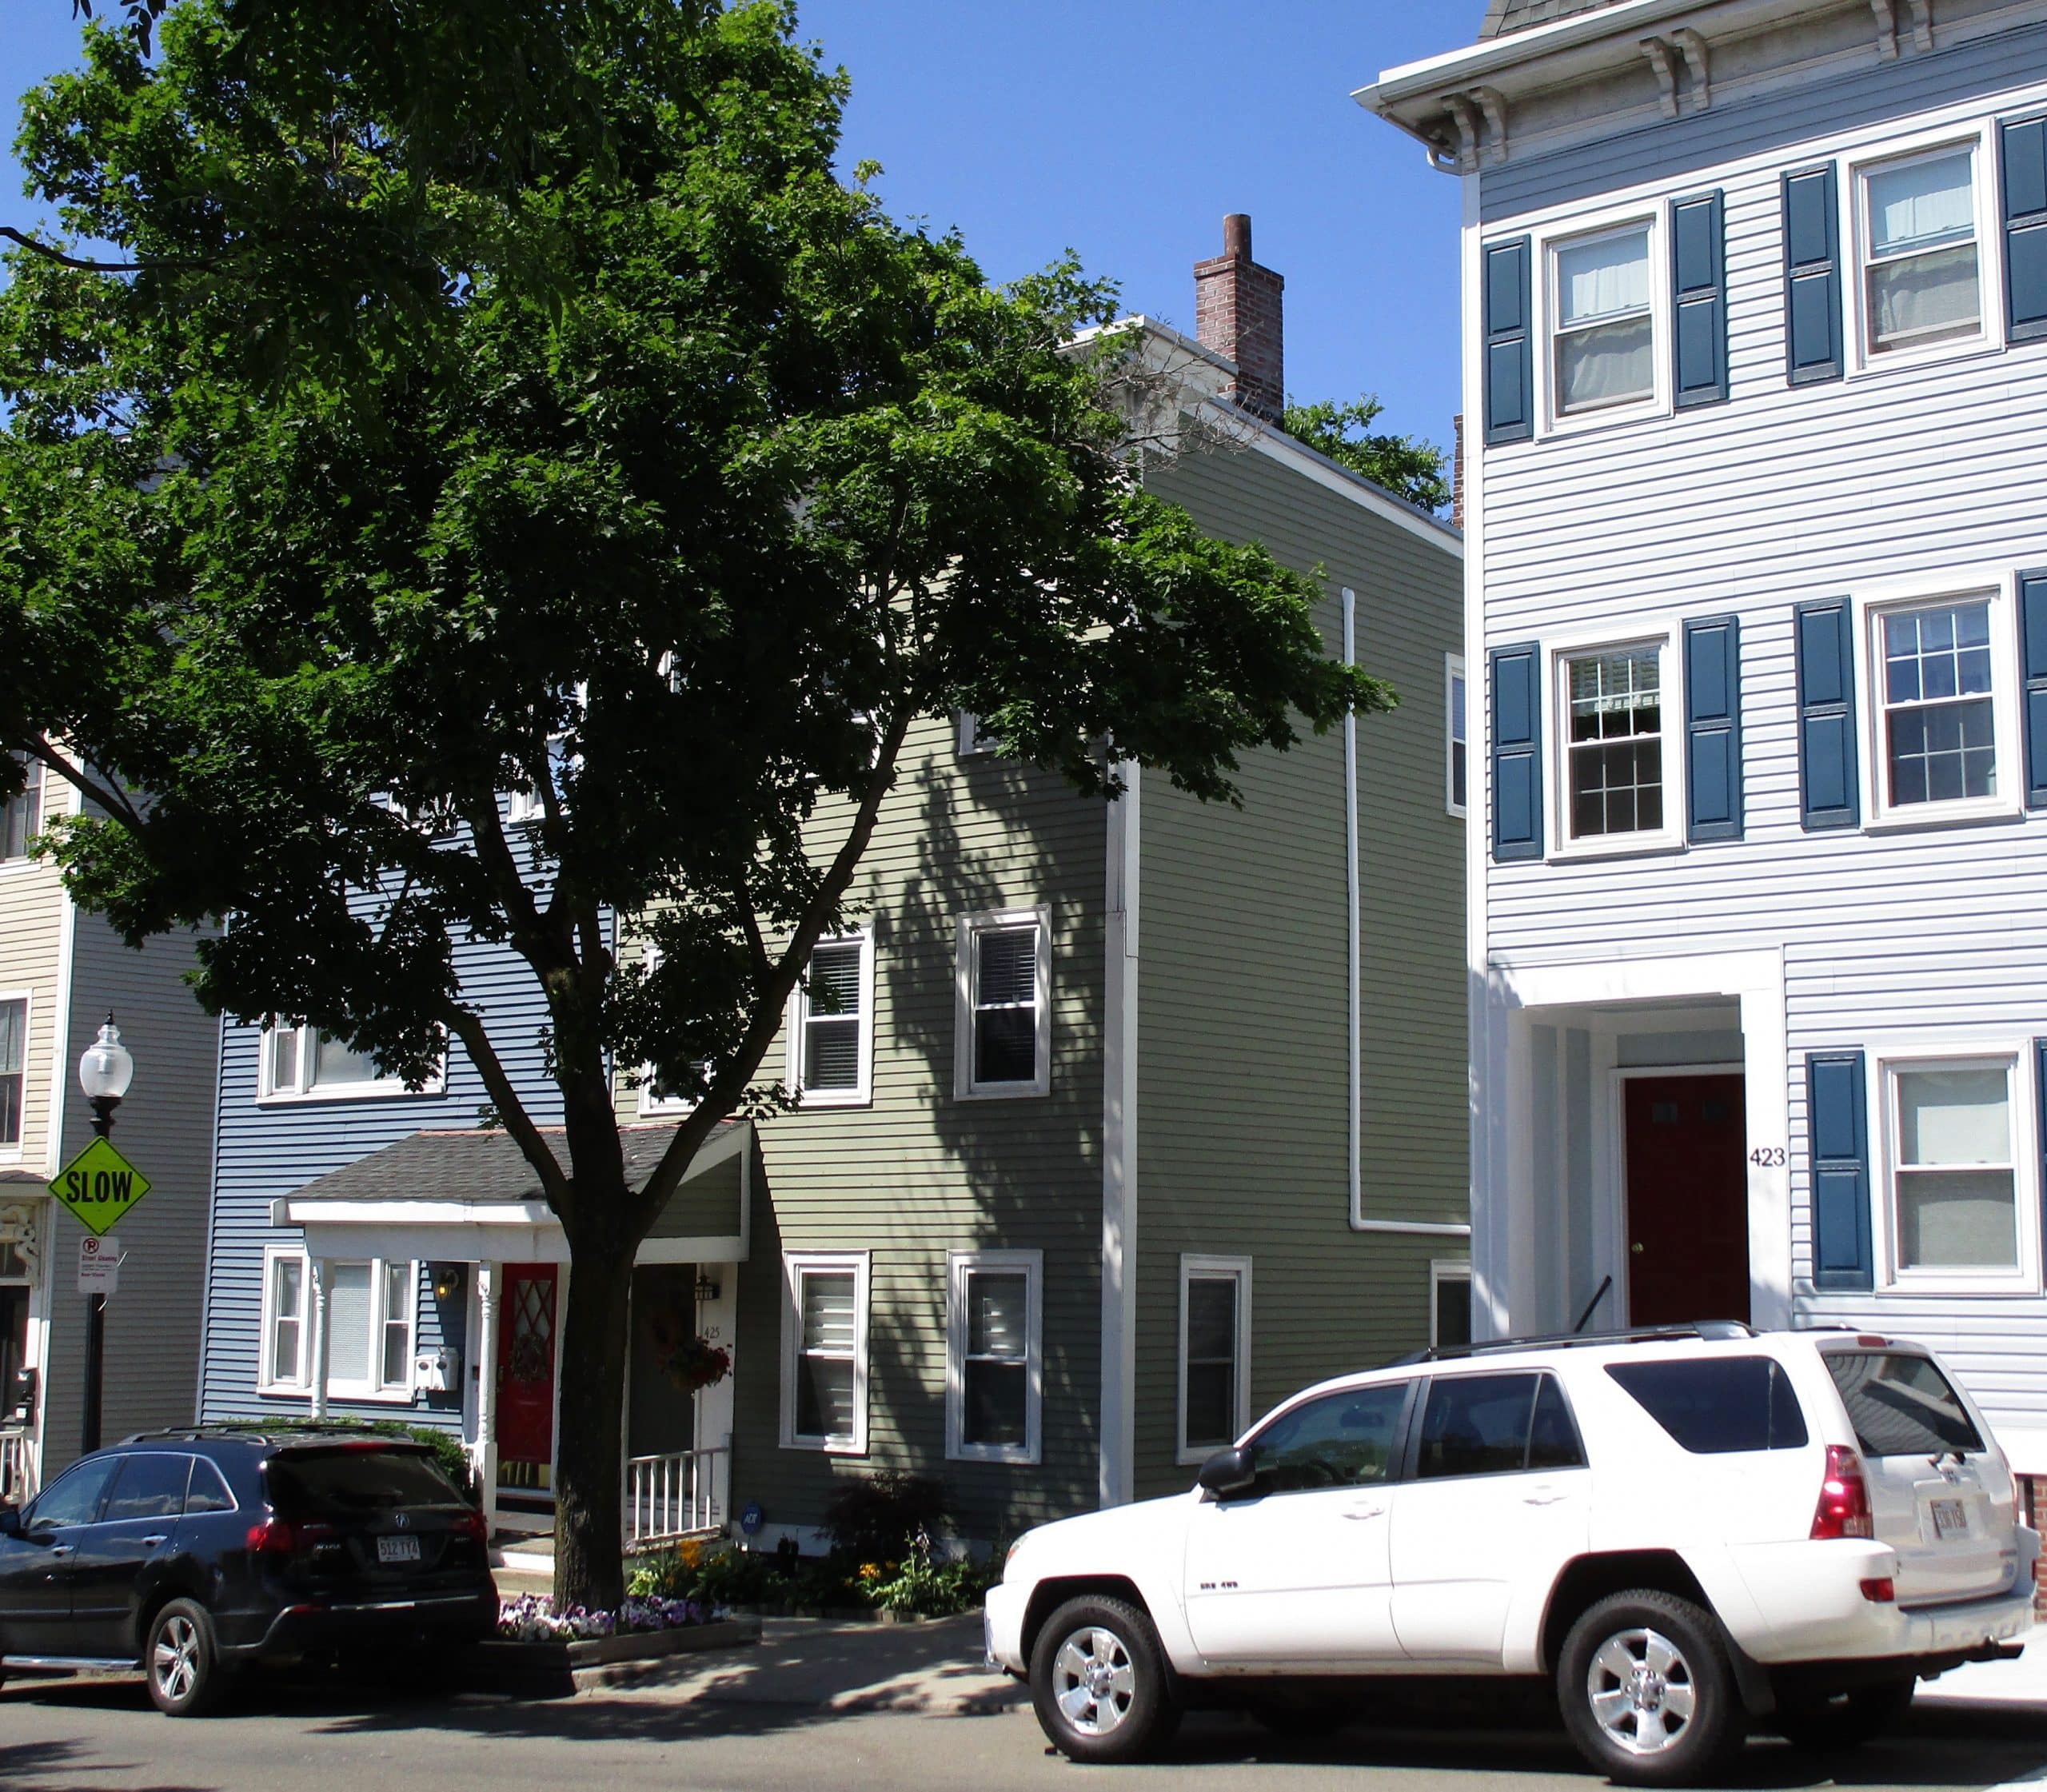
[1195,214,1284,422]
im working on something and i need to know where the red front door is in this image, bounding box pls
[1624,1075,1750,1328]
[497,1264,558,1489]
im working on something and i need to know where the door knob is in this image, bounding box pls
[1631,1243,1645,1255]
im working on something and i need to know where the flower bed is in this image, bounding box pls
[498,1592,711,1641]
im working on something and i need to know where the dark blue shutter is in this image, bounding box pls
[2002,117,2047,343]
[1684,616,1743,840]
[1782,166,1843,384]
[1672,191,1729,406]
[1484,237,1534,445]
[1807,1051,1873,1292]
[1795,598,1859,830]
[2037,1042,2047,1248]
[1490,643,1542,862]
[2023,569,2047,808]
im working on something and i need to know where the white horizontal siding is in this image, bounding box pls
[1475,24,2047,1439]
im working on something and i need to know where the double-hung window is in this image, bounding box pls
[1855,573,2019,828]
[781,1251,868,1452]
[1878,1052,2038,1292]
[0,997,23,1154]
[1,754,42,863]
[259,1248,417,1399]
[956,908,1051,1099]
[788,931,874,1107]
[260,1023,442,1100]
[947,1250,1041,1463]
[1547,634,1679,853]
[1446,655,1468,817]
[1178,1255,1251,1463]
[1857,144,1985,359]
[1550,223,1656,418]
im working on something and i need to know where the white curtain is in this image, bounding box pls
[1869,153,1973,253]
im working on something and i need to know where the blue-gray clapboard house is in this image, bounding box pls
[1363,0,2047,1498]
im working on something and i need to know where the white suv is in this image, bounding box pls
[985,1324,2037,1784]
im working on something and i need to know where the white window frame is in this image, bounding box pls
[0,752,44,866]
[1538,207,1670,436]
[785,928,876,1108]
[257,1024,445,1103]
[957,711,998,758]
[945,1248,1043,1465]
[1871,1042,2041,1296]
[0,989,30,1163]
[1430,1258,1473,1348]
[1446,653,1468,819]
[1176,1254,1251,1466]
[780,1250,870,1455]
[1543,625,1684,860]
[954,906,1052,1100]
[634,944,702,1117]
[257,1247,419,1400]
[1846,123,2002,377]
[1850,566,2022,831]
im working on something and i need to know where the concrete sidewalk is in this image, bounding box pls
[1919,1646,2047,1710]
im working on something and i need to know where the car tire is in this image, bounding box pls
[146,1598,231,1718]
[1774,1677,1914,1751]
[1557,1590,1742,1787]
[1028,1594,1181,1765]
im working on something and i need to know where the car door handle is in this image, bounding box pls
[140,1535,168,1549]
[1522,1491,1570,1507]
[48,1543,74,1558]
[1342,1502,1389,1521]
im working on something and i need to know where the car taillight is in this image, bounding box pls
[1860,1577,1897,1602]
[1813,1444,1876,1540]
[455,1508,487,1543]
[245,1515,337,1557]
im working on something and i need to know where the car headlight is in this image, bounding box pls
[1004,1537,1027,1574]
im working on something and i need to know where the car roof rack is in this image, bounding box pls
[116,1422,423,1447]
[1391,1319,1756,1367]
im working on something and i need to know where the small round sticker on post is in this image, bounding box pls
[740,1500,764,1537]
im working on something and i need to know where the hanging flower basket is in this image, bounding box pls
[664,1335,732,1394]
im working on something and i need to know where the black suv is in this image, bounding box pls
[0,1427,497,1715]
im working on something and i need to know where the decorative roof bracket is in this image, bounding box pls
[1907,0,1933,51]
[1641,36,1681,118]
[1670,28,1712,111]
[1442,92,1484,174]
[1472,86,1510,164]
[1870,0,1899,58]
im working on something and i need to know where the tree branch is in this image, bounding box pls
[636,703,916,1219]
[0,227,211,276]
[438,998,573,1213]
[16,739,149,832]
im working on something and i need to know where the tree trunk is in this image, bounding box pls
[552,1216,634,1611]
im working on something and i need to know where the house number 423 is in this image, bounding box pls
[1749,1147,1787,1167]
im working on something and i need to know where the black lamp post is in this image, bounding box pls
[76,1014,134,1455]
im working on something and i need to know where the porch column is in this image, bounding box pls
[309,1257,333,1420]
[473,1262,499,1539]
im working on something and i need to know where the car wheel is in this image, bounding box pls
[1774,1677,1914,1751]
[1028,1595,1181,1765]
[1558,1590,1741,1787]
[147,1598,231,1718]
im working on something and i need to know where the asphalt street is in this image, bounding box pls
[6,1618,2047,1792]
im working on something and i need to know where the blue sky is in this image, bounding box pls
[0,2,1485,447]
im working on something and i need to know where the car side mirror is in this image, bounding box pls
[0,1504,20,1537]
[1197,1445,1256,1500]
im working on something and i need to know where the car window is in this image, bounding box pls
[266,1447,464,1518]
[103,1453,193,1523]
[1415,1372,1581,1479]
[1241,1382,1411,1499]
[27,1455,122,1530]
[1822,1351,1985,1458]
[184,1459,237,1515]
[1606,1356,1809,1454]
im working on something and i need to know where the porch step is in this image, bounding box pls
[495,1533,555,1577]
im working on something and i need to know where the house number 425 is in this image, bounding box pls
[1749,1147,1787,1167]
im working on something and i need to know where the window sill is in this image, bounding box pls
[1544,836,1686,866]
[1880,1273,2039,1298]
[1848,331,1999,381]
[256,1083,445,1106]
[790,1090,872,1112]
[956,1082,1051,1103]
[948,1445,1039,1467]
[1178,1444,1235,1467]
[1541,397,1670,441]
[780,1435,867,1456]
[1861,803,2024,835]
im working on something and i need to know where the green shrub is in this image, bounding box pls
[819,1471,948,1561]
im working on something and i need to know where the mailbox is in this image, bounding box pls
[412,1347,460,1393]
[5,1366,36,1425]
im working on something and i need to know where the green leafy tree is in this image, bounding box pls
[0,0,1391,1607]
[1280,394,1452,517]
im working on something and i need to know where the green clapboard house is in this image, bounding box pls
[616,218,1470,1551]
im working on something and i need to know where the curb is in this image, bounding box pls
[469,1617,762,1698]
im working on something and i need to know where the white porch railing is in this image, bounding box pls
[0,1429,34,1505]
[625,1445,728,1549]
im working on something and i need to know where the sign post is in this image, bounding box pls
[48,1120,150,1454]
[76,1234,122,1296]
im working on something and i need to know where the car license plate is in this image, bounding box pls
[377,1534,422,1564]
[1930,1497,1969,1540]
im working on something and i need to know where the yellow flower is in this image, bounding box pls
[858,1562,883,1581]
[678,1539,704,1570]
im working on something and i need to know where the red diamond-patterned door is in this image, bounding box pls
[496,1264,558,1488]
